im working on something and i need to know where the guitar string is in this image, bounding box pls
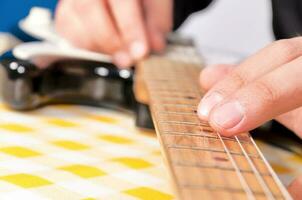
[250,138,292,199]
[184,64,256,199]
[165,59,222,199]
[174,60,238,199]
[145,55,283,199]
[178,63,252,199]
[184,60,281,199]
[235,136,275,199]
[171,61,254,198]
[217,133,255,200]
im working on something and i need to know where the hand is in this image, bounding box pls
[288,175,302,200]
[197,37,302,139]
[55,0,172,68]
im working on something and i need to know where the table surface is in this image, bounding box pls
[0,103,299,200]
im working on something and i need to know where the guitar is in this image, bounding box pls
[134,41,292,200]
[0,36,293,199]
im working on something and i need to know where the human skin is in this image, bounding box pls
[55,0,173,68]
[55,2,301,197]
[197,38,302,139]
[197,39,302,199]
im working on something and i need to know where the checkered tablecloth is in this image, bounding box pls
[0,102,300,199]
[0,103,300,200]
[0,104,174,200]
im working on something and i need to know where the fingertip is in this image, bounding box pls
[113,51,133,68]
[129,40,149,60]
[197,92,224,121]
[208,101,245,137]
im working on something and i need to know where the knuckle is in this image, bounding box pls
[272,39,301,59]
[253,80,280,105]
[229,71,248,88]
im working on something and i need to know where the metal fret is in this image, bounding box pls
[173,161,272,176]
[161,131,251,143]
[180,184,284,198]
[153,103,198,107]
[236,136,275,199]
[217,134,256,200]
[137,53,291,199]
[167,144,261,159]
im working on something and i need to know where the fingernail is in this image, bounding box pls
[198,92,223,119]
[114,51,132,68]
[130,41,147,60]
[211,101,245,130]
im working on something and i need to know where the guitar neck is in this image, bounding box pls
[137,55,292,200]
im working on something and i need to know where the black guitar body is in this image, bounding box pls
[0,51,154,129]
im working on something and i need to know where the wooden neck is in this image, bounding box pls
[135,55,292,200]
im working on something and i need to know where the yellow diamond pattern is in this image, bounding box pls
[88,115,117,123]
[112,157,153,169]
[0,123,34,132]
[53,140,89,150]
[125,187,173,200]
[0,146,41,158]
[59,164,106,178]
[1,174,52,188]
[47,118,77,127]
[99,135,133,144]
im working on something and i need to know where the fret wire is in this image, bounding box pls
[180,184,284,198]
[182,184,253,194]
[159,121,200,126]
[235,136,275,199]
[153,103,197,107]
[173,161,272,176]
[216,133,256,200]
[159,120,211,127]
[250,138,293,199]
[153,96,199,101]
[162,131,251,143]
[193,69,256,198]
[203,127,236,199]
[167,144,261,159]
[148,88,199,93]
[155,111,197,116]
[141,56,291,200]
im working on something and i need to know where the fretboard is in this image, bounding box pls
[138,56,292,200]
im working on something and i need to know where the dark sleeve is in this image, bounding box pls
[173,0,213,30]
[271,0,302,39]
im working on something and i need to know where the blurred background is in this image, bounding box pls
[0,0,274,64]
[179,0,274,64]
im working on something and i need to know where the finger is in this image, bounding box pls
[143,0,173,52]
[275,107,302,138]
[55,0,95,50]
[73,0,124,53]
[109,0,149,61]
[200,64,234,91]
[198,38,302,119]
[73,0,133,68]
[288,175,302,200]
[207,56,302,136]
